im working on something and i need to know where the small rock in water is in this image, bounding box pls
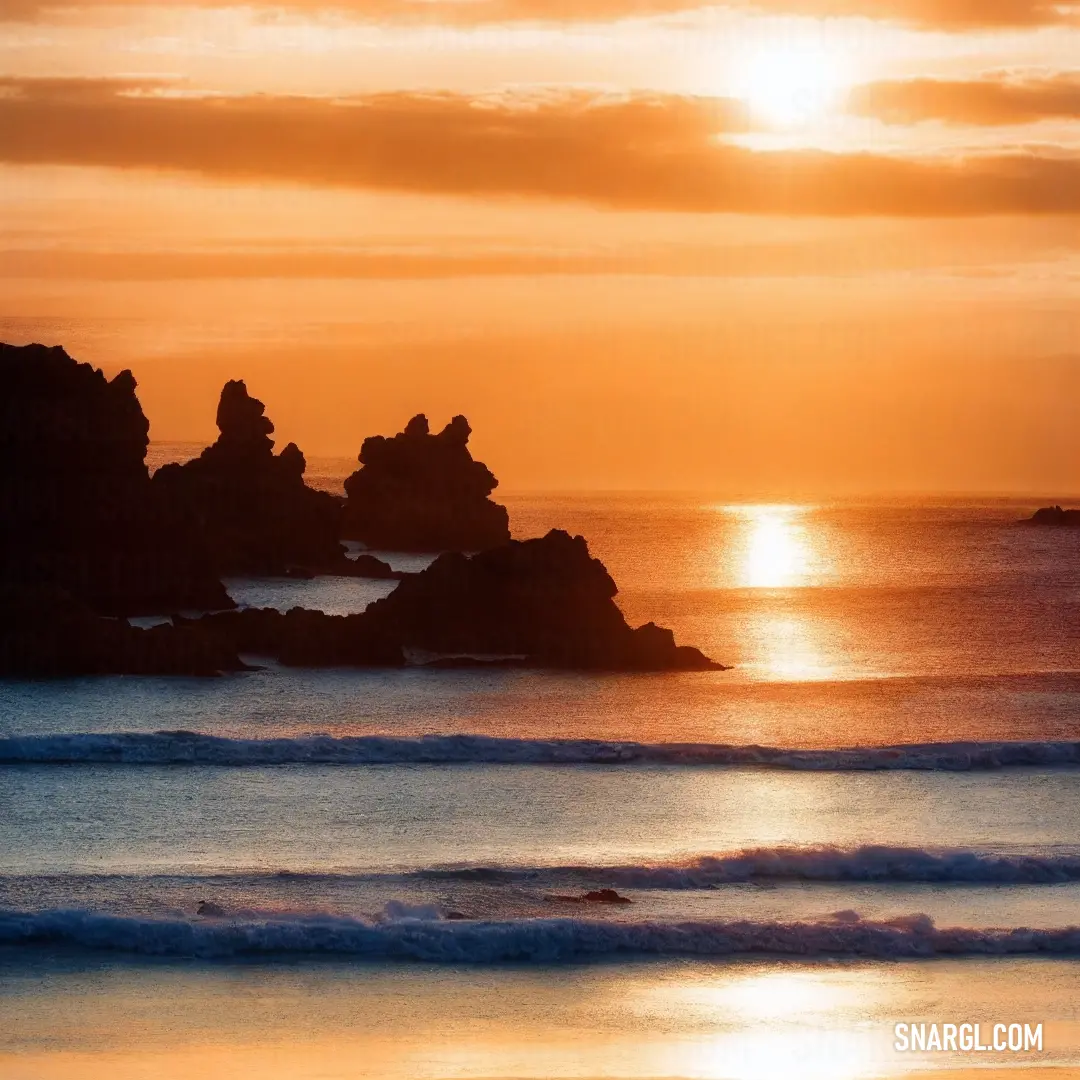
[582,889,633,905]
[196,900,226,917]
[544,889,633,905]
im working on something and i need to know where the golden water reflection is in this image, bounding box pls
[8,959,1079,1080]
[748,613,837,681]
[650,968,897,1080]
[721,505,841,681]
[726,504,818,590]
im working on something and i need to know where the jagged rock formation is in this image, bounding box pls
[0,343,231,615]
[1025,506,1080,526]
[180,530,722,673]
[0,346,722,676]
[361,529,721,670]
[177,608,407,668]
[342,414,511,552]
[0,586,244,676]
[346,554,405,580]
[3,531,720,676]
[152,380,359,577]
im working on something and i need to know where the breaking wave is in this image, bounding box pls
[6,845,1080,891]
[415,846,1080,887]
[3,732,1080,770]
[3,907,1080,962]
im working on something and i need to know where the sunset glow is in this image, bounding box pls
[0,0,1076,494]
[732,41,853,128]
[729,505,817,589]
[4,0,1080,1067]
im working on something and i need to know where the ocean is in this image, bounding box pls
[3,482,1080,1078]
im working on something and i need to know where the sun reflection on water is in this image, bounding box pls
[650,969,892,1080]
[749,613,836,681]
[727,504,817,590]
[720,505,840,681]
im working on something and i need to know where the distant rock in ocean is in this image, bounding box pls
[189,530,723,672]
[152,380,362,577]
[342,414,511,552]
[1025,506,1080,527]
[0,343,231,615]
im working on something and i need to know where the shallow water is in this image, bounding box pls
[2,953,1078,1078]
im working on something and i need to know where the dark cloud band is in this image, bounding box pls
[1,79,1078,215]
[852,74,1080,125]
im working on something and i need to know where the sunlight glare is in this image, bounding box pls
[650,970,890,1080]
[729,504,815,589]
[732,42,851,129]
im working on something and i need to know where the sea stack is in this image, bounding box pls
[152,380,351,576]
[1025,506,1080,526]
[0,342,230,615]
[341,414,511,552]
[359,529,722,670]
[185,530,722,671]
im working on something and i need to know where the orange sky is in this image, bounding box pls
[1,1,1078,492]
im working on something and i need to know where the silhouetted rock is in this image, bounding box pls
[0,585,244,676]
[0,343,231,615]
[342,414,510,552]
[584,889,632,904]
[342,554,405,580]
[1025,506,1080,526]
[361,529,722,670]
[546,889,633,905]
[1,347,721,675]
[285,554,403,580]
[152,380,357,577]
[178,607,407,668]
[171,532,719,671]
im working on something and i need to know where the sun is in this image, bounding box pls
[732,42,850,129]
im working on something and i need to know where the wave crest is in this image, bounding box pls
[3,907,1080,962]
[418,846,1080,887]
[3,732,1080,771]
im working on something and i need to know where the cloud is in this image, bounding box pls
[4,0,1077,29]
[852,73,1080,125]
[10,241,1064,280]
[1,78,1078,216]
[741,0,1076,27]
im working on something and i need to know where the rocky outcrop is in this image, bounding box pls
[341,414,511,552]
[361,529,721,670]
[1025,506,1080,526]
[0,345,722,675]
[152,380,359,577]
[169,531,719,672]
[343,554,405,580]
[0,343,231,615]
[0,586,244,676]
[3,531,720,675]
[177,607,406,668]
